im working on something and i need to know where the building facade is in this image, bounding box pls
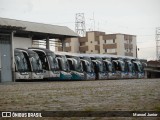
[56,31,137,57]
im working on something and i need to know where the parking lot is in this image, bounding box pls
[0,78,159,112]
[0,79,159,120]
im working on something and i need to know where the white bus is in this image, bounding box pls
[29,48,60,80]
[14,49,29,80]
[55,52,72,80]
[16,48,43,80]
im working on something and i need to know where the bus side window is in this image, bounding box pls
[57,58,62,70]
[82,61,86,72]
[68,60,74,70]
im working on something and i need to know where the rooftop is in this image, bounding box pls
[0,17,79,39]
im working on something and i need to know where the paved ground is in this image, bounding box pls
[0,78,160,119]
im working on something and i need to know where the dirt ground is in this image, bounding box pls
[0,78,160,119]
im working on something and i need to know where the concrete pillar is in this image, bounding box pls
[11,31,16,82]
[61,38,65,51]
[46,36,50,50]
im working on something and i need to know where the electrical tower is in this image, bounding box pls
[75,13,86,37]
[156,27,160,60]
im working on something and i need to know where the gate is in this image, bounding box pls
[0,33,12,82]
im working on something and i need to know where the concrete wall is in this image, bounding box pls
[12,37,32,49]
[70,38,79,53]
[132,36,137,57]
[87,32,98,53]
[99,36,104,54]
[116,34,125,56]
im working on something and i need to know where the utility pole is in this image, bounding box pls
[75,13,86,37]
[156,27,160,60]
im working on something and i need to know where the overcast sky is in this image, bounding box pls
[0,0,160,60]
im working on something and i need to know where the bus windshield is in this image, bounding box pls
[97,61,103,72]
[138,63,143,72]
[48,54,59,71]
[29,53,43,72]
[73,57,83,72]
[104,61,112,72]
[15,53,28,72]
[128,62,133,72]
[119,61,125,72]
[83,57,94,72]
[95,57,105,72]
[61,56,70,72]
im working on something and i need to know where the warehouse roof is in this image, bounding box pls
[0,17,79,39]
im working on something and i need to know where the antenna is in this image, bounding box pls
[156,27,160,60]
[75,13,86,37]
[89,12,96,31]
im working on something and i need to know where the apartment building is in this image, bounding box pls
[56,31,137,57]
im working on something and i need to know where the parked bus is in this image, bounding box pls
[55,52,72,80]
[111,56,126,79]
[89,54,108,80]
[120,57,136,79]
[79,54,96,80]
[64,52,85,80]
[16,48,43,80]
[100,55,118,79]
[14,49,29,80]
[28,48,60,80]
[131,58,145,78]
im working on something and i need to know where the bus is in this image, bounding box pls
[16,48,43,80]
[64,52,85,80]
[99,55,118,79]
[14,49,29,80]
[79,54,96,80]
[89,54,108,80]
[111,56,126,79]
[131,58,145,78]
[28,48,60,80]
[55,52,72,80]
[120,57,136,79]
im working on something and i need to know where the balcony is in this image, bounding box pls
[95,45,100,50]
[79,37,88,42]
[65,46,71,51]
[58,46,71,52]
[103,34,116,40]
[103,43,117,49]
[79,46,88,52]
[124,35,133,40]
[125,52,133,56]
[108,52,117,55]
[58,46,62,51]
[124,43,133,49]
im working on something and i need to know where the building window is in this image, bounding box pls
[91,50,93,52]
[107,49,116,53]
[90,41,92,43]
[129,39,132,43]
[105,39,113,44]
[65,42,70,47]
[105,49,107,53]
[80,42,85,46]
